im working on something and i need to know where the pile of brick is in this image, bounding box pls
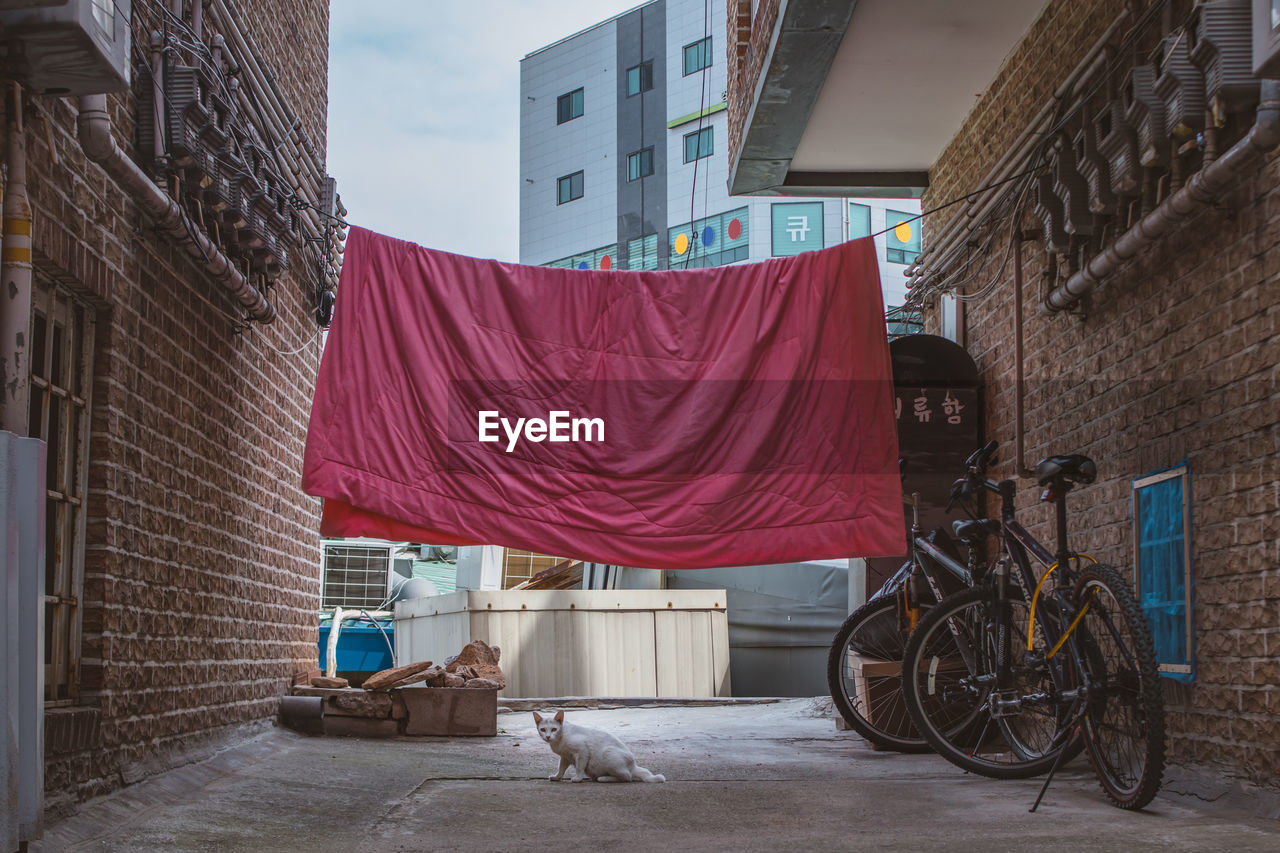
[286,641,503,738]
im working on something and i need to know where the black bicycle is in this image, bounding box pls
[900,442,1165,809]
[826,480,989,752]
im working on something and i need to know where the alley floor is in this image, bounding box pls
[33,698,1280,852]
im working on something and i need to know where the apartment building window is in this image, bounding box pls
[885,209,921,264]
[849,203,872,240]
[626,61,653,96]
[29,276,96,704]
[683,126,713,163]
[557,87,584,124]
[771,202,824,256]
[557,170,584,204]
[1134,465,1194,681]
[669,206,749,268]
[627,147,654,181]
[683,36,713,75]
[544,244,616,271]
[626,233,659,270]
[321,542,394,610]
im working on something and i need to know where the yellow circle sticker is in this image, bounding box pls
[674,233,689,255]
[894,221,913,243]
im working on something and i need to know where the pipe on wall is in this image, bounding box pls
[1,84,34,433]
[76,95,276,323]
[1044,80,1280,312]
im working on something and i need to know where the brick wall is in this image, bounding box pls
[725,0,780,174]
[20,1,330,809]
[924,1,1280,784]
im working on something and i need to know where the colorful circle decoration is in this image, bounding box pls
[894,221,913,243]
[674,232,689,255]
[577,261,589,270]
[600,254,612,270]
[727,217,742,240]
[702,226,715,247]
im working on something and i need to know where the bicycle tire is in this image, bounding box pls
[1073,564,1166,809]
[901,586,1080,779]
[826,597,930,752]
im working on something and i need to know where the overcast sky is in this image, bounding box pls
[327,1,644,262]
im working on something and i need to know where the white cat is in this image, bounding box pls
[533,710,666,783]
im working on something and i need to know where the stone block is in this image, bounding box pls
[322,716,401,739]
[400,687,498,737]
[362,660,434,690]
[328,690,393,719]
[311,676,349,689]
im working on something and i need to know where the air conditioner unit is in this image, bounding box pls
[0,0,130,95]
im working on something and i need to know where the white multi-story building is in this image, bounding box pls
[518,0,922,319]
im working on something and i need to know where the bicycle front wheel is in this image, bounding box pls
[902,586,1078,779]
[1074,564,1165,809]
[827,596,929,752]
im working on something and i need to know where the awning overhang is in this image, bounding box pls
[730,0,1049,198]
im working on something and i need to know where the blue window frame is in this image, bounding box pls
[557,88,584,124]
[849,203,872,240]
[885,209,921,264]
[683,126,713,163]
[627,61,653,96]
[1133,463,1194,681]
[557,171,584,205]
[627,147,654,181]
[683,36,712,75]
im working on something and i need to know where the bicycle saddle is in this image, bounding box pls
[1034,454,1097,487]
[952,518,1000,542]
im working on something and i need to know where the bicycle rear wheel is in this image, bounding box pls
[827,597,929,752]
[902,586,1079,779]
[1073,564,1165,809]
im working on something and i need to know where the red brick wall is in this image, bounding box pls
[23,1,329,808]
[923,1,1280,783]
[726,0,781,173]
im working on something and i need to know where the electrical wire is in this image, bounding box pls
[680,0,713,269]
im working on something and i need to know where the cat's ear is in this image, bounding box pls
[554,710,564,723]
[533,711,543,724]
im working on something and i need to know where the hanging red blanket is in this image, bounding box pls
[303,227,902,569]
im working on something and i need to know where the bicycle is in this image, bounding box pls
[900,441,1165,809]
[826,473,991,752]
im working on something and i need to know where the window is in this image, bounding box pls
[627,147,654,181]
[1134,464,1193,681]
[557,170,584,204]
[683,36,713,75]
[626,61,653,96]
[848,203,872,240]
[683,126,713,163]
[771,202,824,256]
[885,209,922,264]
[544,244,616,271]
[626,234,659,270]
[502,549,567,589]
[321,542,393,610]
[557,87,584,124]
[668,206,749,268]
[29,277,95,704]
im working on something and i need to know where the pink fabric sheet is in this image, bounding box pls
[302,227,902,569]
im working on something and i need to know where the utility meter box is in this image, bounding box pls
[0,0,131,95]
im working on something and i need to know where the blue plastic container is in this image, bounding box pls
[317,621,395,673]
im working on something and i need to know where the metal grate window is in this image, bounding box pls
[501,549,565,589]
[29,277,95,705]
[321,544,392,609]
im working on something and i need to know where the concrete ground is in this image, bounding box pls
[34,698,1280,852]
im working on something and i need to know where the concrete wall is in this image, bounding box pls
[21,0,329,812]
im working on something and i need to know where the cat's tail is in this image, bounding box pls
[633,766,665,783]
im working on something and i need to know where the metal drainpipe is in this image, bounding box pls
[1,84,33,433]
[1012,228,1033,479]
[76,95,275,322]
[1045,79,1280,312]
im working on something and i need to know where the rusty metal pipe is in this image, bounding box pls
[1,84,33,433]
[1045,80,1280,312]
